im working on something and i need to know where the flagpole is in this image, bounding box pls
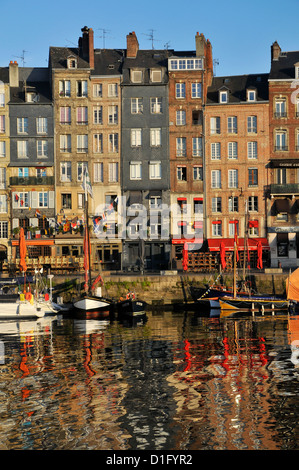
[83,166,92,293]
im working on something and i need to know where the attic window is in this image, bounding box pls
[219,90,228,103]
[67,57,77,69]
[247,89,257,102]
[295,65,299,79]
[150,69,162,83]
[26,92,39,103]
[108,64,115,70]
[131,70,143,83]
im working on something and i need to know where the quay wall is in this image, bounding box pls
[54,270,290,305]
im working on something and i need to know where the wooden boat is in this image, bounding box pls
[117,293,147,322]
[219,296,289,317]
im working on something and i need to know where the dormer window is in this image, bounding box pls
[295,63,299,79]
[67,56,77,69]
[131,70,143,83]
[219,90,228,103]
[150,69,162,83]
[26,92,39,103]
[247,89,257,102]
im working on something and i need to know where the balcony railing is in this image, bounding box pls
[275,145,288,151]
[10,176,54,186]
[270,183,299,194]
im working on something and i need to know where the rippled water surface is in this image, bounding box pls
[0,310,298,450]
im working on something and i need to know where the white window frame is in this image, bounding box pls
[0,220,8,237]
[59,80,71,97]
[93,84,102,98]
[93,134,103,153]
[176,83,186,99]
[150,128,162,147]
[17,140,28,158]
[130,162,142,180]
[17,117,28,134]
[228,116,237,134]
[108,133,118,153]
[93,106,103,125]
[131,98,143,114]
[36,117,48,134]
[191,83,202,99]
[247,141,258,159]
[60,134,71,153]
[131,129,142,147]
[228,169,238,188]
[192,137,202,157]
[149,161,162,180]
[60,162,71,182]
[211,142,221,160]
[176,137,186,157]
[108,162,119,182]
[210,117,220,134]
[108,83,118,97]
[77,162,88,182]
[228,142,238,159]
[176,110,186,125]
[0,141,6,158]
[211,170,221,188]
[77,134,88,153]
[150,97,162,114]
[93,162,103,183]
[37,140,48,158]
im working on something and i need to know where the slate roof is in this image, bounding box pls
[206,73,269,104]
[92,49,125,75]
[269,50,299,80]
[49,46,89,69]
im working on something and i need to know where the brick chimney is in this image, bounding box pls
[195,32,205,57]
[79,26,94,69]
[271,41,281,61]
[206,39,214,87]
[126,31,139,58]
[9,61,19,87]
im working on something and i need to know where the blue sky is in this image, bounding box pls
[1,0,298,76]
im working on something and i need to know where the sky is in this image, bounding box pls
[1,0,299,77]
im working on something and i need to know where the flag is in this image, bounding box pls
[35,209,41,218]
[81,166,93,198]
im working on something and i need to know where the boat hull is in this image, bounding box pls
[0,300,46,319]
[219,297,289,318]
[117,299,147,321]
[73,295,112,319]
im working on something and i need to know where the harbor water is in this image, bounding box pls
[0,309,298,451]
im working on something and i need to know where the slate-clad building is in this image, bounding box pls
[121,32,171,271]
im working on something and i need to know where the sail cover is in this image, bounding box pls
[286,268,299,301]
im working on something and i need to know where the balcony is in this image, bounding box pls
[10,176,54,186]
[270,183,299,195]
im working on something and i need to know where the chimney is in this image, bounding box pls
[9,61,19,87]
[79,26,94,69]
[206,39,213,87]
[271,41,281,61]
[195,32,205,57]
[126,31,139,58]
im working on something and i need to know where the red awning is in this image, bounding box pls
[172,237,203,245]
[12,240,54,246]
[207,238,270,252]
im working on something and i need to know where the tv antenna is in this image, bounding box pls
[14,50,28,67]
[164,41,171,50]
[98,29,111,48]
[142,29,160,49]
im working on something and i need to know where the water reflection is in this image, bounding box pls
[0,312,298,450]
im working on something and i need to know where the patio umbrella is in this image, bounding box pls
[220,241,226,270]
[19,228,27,273]
[257,240,263,270]
[182,242,188,271]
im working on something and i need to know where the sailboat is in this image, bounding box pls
[72,168,114,319]
[219,214,288,317]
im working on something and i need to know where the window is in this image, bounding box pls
[17,117,28,134]
[247,89,256,101]
[177,166,187,181]
[228,142,238,159]
[60,107,71,124]
[275,98,287,118]
[211,170,221,188]
[193,166,203,180]
[176,83,186,99]
[229,221,238,237]
[130,162,142,180]
[212,197,222,213]
[0,116,4,133]
[219,90,228,103]
[150,69,162,82]
[76,107,88,125]
[150,196,162,209]
[93,84,102,98]
[0,141,5,158]
[94,162,103,183]
[93,106,103,125]
[176,110,186,125]
[18,167,29,178]
[176,137,186,157]
[108,162,119,182]
[169,58,203,70]
[191,83,202,98]
[248,141,257,159]
[131,98,143,114]
[17,141,28,158]
[78,193,86,209]
[247,116,257,133]
[192,137,202,157]
[228,169,238,188]
[108,83,118,97]
[211,142,221,160]
[36,117,48,134]
[77,135,88,153]
[93,134,103,153]
[38,192,48,208]
[109,133,118,152]
[149,161,162,179]
[60,134,71,153]
[15,192,29,208]
[0,167,6,189]
[77,162,88,182]
[277,233,288,257]
[60,162,71,182]
[62,193,72,209]
[108,105,118,124]
[36,168,46,178]
[275,130,287,150]
[59,80,71,97]
[248,196,258,212]
[228,116,237,134]
[192,110,201,125]
[249,220,259,236]
[131,129,142,147]
[0,221,8,238]
[67,57,77,69]
[76,80,88,97]
[210,117,220,134]
[131,70,143,83]
[212,221,222,236]
[37,140,48,158]
[248,168,258,186]
[276,168,287,184]
[150,97,162,114]
[150,128,162,146]
[0,93,4,108]
[229,196,239,212]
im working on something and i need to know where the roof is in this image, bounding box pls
[206,73,269,104]
[92,49,125,76]
[49,46,89,69]
[269,50,299,80]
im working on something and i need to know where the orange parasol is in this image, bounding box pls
[19,228,27,273]
[182,242,188,271]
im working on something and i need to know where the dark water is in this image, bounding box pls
[0,310,298,451]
